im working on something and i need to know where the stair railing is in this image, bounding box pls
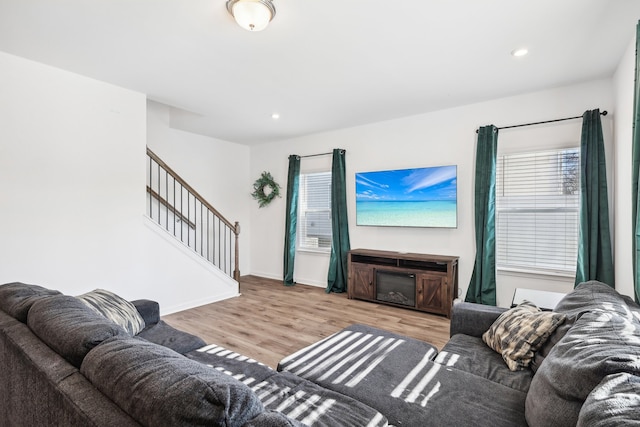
[146,147,240,281]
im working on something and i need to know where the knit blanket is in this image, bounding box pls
[277,324,528,427]
[186,343,389,427]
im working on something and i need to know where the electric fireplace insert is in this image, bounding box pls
[375,270,416,307]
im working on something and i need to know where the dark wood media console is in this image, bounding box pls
[347,248,459,318]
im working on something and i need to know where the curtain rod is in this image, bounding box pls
[292,148,347,159]
[476,110,608,133]
[298,149,346,158]
[300,152,332,158]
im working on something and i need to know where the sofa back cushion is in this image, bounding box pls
[0,282,61,323]
[525,308,640,427]
[577,372,640,426]
[532,280,640,372]
[27,295,128,367]
[81,337,266,427]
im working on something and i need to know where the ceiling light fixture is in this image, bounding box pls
[226,0,276,32]
[511,48,529,57]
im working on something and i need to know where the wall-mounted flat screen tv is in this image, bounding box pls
[355,165,457,228]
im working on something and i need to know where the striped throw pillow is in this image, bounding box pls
[77,289,146,335]
[482,301,565,371]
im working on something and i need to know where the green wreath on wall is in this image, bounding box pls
[251,171,281,208]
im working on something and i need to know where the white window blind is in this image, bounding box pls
[496,147,580,275]
[298,171,332,251]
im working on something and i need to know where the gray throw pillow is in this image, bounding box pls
[81,337,265,427]
[77,288,145,335]
[0,282,61,323]
[27,295,128,367]
[482,301,565,371]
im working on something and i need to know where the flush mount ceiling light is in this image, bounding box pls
[511,48,529,57]
[226,0,276,32]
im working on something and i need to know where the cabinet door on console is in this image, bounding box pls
[416,272,447,314]
[350,263,375,300]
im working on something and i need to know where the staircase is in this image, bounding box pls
[146,147,240,281]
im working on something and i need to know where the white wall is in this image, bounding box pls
[613,35,637,300]
[0,51,238,313]
[2,47,631,312]
[146,100,252,276]
[250,79,616,307]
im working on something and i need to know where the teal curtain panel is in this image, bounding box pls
[327,149,351,293]
[575,109,614,287]
[633,21,640,302]
[283,155,300,286]
[466,125,498,305]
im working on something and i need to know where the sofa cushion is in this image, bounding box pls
[0,282,61,323]
[187,344,389,427]
[286,353,527,427]
[187,343,278,385]
[278,324,526,426]
[138,320,206,354]
[438,334,533,393]
[577,373,640,426]
[449,301,507,338]
[242,411,304,427]
[27,295,128,367]
[81,336,266,427]
[254,371,389,427]
[77,289,145,335]
[131,299,160,326]
[532,280,640,372]
[525,309,640,427]
[482,301,565,371]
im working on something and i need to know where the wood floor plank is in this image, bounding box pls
[163,275,451,368]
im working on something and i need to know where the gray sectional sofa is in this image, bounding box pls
[278,281,640,427]
[0,283,386,427]
[1,280,639,426]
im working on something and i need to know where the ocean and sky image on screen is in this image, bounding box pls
[355,165,457,228]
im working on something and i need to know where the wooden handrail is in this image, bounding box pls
[147,148,238,234]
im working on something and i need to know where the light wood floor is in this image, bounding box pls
[163,275,451,368]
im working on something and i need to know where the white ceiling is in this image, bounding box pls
[1,0,639,145]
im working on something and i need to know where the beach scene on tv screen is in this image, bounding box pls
[355,165,457,228]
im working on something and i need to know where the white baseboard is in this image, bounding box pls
[162,291,241,315]
[247,271,326,289]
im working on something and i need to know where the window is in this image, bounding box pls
[298,171,332,251]
[496,147,580,276]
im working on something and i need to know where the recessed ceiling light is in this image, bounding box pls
[511,48,529,57]
[271,113,280,120]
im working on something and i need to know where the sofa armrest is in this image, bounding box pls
[131,299,160,326]
[449,302,507,338]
